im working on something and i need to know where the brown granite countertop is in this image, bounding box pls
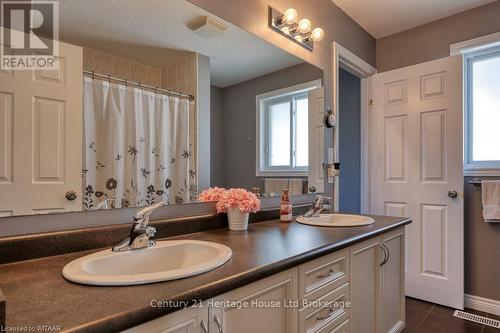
[0,215,410,333]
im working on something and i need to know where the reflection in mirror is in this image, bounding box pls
[0,0,324,218]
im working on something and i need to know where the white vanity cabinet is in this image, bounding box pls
[121,304,209,333]
[379,229,405,333]
[122,227,405,333]
[349,227,405,333]
[208,267,298,333]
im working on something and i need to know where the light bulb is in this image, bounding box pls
[283,8,298,24]
[311,27,324,42]
[297,18,312,34]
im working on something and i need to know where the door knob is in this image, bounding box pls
[65,190,77,201]
[448,190,458,199]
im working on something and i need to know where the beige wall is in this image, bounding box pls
[376,1,500,72]
[161,54,197,96]
[464,177,500,301]
[82,48,162,87]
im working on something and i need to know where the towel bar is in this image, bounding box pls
[468,178,500,186]
[468,178,483,186]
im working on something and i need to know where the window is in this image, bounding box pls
[256,80,321,176]
[465,46,500,174]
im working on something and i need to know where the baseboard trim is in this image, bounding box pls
[464,294,500,316]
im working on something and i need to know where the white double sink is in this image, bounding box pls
[63,213,373,286]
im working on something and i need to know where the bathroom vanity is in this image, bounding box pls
[123,226,405,333]
[0,214,410,333]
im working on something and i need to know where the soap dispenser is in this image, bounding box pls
[280,189,292,222]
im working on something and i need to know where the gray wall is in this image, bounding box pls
[197,54,211,190]
[376,4,500,302]
[338,69,361,213]
[189,0,376,197]
[211,62,323,190]
[210,86,224,187]
[376,1,500,72]
[464,177,500,301]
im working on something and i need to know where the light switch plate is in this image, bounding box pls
[327,165,334,184]
[328,148,334,164]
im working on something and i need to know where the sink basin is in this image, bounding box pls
[62,240,232,286]
[296,214,375,227]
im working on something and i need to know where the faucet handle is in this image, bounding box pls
[314,195,331,206]
[134,201,165,221]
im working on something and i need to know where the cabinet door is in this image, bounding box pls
[380,227,405,333]
[209,268,298,333]
[121,304,209,333]
[349,236,383,333]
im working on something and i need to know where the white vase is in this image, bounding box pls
[227,208,249,231]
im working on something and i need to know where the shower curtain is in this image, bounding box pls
[82,77,193,210]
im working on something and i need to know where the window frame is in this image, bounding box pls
[464,46,500,176]
[256,79,322,177]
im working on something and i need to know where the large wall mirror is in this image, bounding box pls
[0,0,325,218]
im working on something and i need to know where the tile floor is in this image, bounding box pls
[403,297,500,333]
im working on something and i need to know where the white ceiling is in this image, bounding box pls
[332,0,496,38]
[58,0,305,87]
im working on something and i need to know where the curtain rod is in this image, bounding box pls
[83,70,195,101]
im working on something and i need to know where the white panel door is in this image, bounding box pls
[370,56,464,308]
[308,87,325,193]
[0,42,82,216]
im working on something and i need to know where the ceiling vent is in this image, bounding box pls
[189,16,228,39]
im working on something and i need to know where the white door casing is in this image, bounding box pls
[370,55,464,308]
[308,87,325,193]
[0,41,83,216]
[331,42,377,211]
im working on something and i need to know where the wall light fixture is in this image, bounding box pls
[268,6,324,51]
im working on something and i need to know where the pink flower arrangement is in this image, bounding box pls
[198,187,226,202]
[216,188,261,214]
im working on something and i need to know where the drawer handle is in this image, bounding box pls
[200,319,208,333]
[379,243,388,266]
[214,314,223,333]
[316,308,334,321]
[316,268,335,279]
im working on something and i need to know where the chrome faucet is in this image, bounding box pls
[96,198,113,210]
[304,195,331,217]
[112,201,165,252]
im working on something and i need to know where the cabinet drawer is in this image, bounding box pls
[298,283,349,333]
[299,249,349,301]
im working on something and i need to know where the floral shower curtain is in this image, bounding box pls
[83,77,193,210]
